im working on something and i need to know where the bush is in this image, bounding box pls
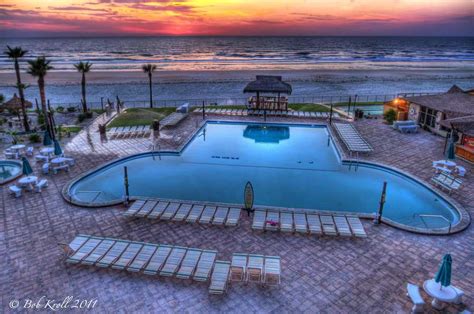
[67,106,77,113]
[29,133,41,143]
[85,111,93,119]
[78,113,86,123]
[383,109,397,125]
[56,106,65,113]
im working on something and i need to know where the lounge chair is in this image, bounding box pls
[247,254,264,283]
[294,212,308,234]
[263,256,281,286]
[111,243,144,270]
[124,200,146,216]
[334,216,352,236]
[136,200,158,217]
[212,207,229,225]
[199,206,217,224]
[406,283,425,313]
[431,173,462,194]
[186,205,204,223]
[306,214,322,235]
[147,201,169,219]
[143,245,173,275]
[225,208,241,226]
[9,185,22,198]
[176,249,202,279]
[96,240,130,267]
[320,215,337,236]
[82,239,116,265]
[265,211,280,231]
[34,179,48,193]
[127,244,159,272]
[66,237,103,264]
[208,260,231,294]
[159,246,187,276]
[252,209,267,230]
[160,202,180,220]
[172,203,192,222]
[230,253,247,282]
[346,216,367,237]
[280,212,294,232]
[193,250,217,282]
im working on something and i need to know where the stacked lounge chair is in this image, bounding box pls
[392,120,418,134]
[333,123,373,156]
[229,253,281,286]
[208,261,231,294]
[108,125,151,139]
[431,172,462,194]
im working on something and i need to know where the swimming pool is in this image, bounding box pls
[0,160,22,184]
[66,121,462,232]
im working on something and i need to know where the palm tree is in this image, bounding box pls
[74,61,93,112]
[27,56,53,136]
[142,63,157,108]
[5,46,30,131]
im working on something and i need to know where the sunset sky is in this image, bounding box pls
[0,0,472,37]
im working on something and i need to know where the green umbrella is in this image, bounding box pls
[22,157,33,176]
[54,140,63,156]
[434,254,452,288]
[445,135,455,161]
[43,130,52,146]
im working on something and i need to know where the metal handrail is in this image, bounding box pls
[75,190,103,203]
[414,214,452,233]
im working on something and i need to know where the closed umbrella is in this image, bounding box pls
[22,157,33,176]
[434,254,452,289]
[43,130,52,146]
[54,140,63,156]
[445,135,455,161]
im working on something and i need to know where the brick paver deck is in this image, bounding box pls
[1,113,472,313]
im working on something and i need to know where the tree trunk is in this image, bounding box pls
[38,76,52,137]
[81,72,87,112]
[14,59,30,132]
[149,73,153,108]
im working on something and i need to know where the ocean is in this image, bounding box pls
[0,36,473,106]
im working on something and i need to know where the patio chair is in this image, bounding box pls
[35,154,49,163]
[147,201,169,219]
[333,216,352,236]
[82,239,116,265]
[159,246,187,276]
[124,200,146,216]
[212,207,229,225]
[143,245,173,275]
[199,206,217,224]
[306,214,322,235]
[247,254,264,283]
[193,250,217,282]
[172,203,193,222]
[208,260,231,294]
[42,163,49,175]
[230,253,247,282]
[127,244,159,272]
[9,185,22,198]
[406,283,425,313]
[96,240,130,267]
[135,200,158,217]
[280,212,294,232]
[186,205,205,223]
[455,166,466,177]
[26,146,34,156]
[320,215,337,236]
[34,179,48,193]
[263,256,281,286]
[225,208,241,226]
[346,216,367,237]
[160,202,181,220]
[176,249,202,279]
[294,212,308,234]
[252,209,267,230]
[265,211,280,231]
[53,164,69,174]
[111,243,144,270]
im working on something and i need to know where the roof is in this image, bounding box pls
[404,85,474,116]
[440,115,474,137]
[243,75,292,94]
[0,94,33,110]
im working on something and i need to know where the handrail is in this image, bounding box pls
[75,190,103,203]
[414,214,452,233]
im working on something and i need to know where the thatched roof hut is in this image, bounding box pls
[0,94,33,111]
[440,115,474,137]
[244,76,292,95]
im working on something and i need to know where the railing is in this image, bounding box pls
[413,214,452,233]
[74,190,103,203]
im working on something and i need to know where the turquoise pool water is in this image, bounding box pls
[68,122,460,230]
[0,160,22,184]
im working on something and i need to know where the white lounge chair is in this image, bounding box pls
[406,283,425,313]
[9,185,22,198]
[34,179,48,192]
[208,260,231,294]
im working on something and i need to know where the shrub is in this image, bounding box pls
[67,106,77,113]
[56,106,65,113]
[383,109,397,125]
[85,111,93,119]
[29,133,41,143]
[78,113,86,123]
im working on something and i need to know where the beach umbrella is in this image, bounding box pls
[445,133,456,161]
[43,130,52,146]
[54,140,63,156]
[434,254,452,288]
[22,157,33,176]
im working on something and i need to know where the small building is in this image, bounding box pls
[243,75,292,111]
[440,115,474,163]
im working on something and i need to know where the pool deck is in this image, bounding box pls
[1,112,473,313]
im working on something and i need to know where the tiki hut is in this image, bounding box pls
[243,75,292,111]
[440,115,474,163]
[0,94,33,112]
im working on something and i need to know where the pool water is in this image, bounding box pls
[69,122,460,230]
[341,105,384,115]
[0,160,22,183]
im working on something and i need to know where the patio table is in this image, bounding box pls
[18,176,38,190]
[51,157,67,165]
[10,144,26,152]
[40,147,55,156]
[423,279,458,310]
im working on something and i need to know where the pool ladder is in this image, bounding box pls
[413,214,452,233]
[151,143,161,160]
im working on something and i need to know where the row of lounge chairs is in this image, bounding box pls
[333,123,373,155]
[193,107,340,119]
[124,199,241,227]
[160,112,188,128]
[108,125,151,139]
[252,209,367,237]
[230,253,280,286]
[431,172,462,194]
